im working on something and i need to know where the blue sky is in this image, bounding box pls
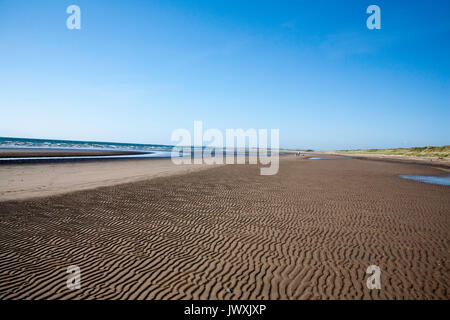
[0,0,449,150]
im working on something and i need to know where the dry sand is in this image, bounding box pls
[0,156,449,299]
[0,158,212,201]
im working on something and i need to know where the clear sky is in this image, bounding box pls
[0,0,449,150]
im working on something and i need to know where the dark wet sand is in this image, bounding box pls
[0,149,145,158]
[0,156,448,299]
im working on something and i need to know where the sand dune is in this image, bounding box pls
[0,156,448,299]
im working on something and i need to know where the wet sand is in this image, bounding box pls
[326,152,450,170]
[0,149,146,158]
[0,156,448,299]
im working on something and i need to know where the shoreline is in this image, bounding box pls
[0,149,149,158]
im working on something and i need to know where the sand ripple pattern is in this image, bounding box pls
[0,157,449,299]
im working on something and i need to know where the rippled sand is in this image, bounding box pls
[0,156,448,299]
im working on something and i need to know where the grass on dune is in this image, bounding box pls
[332,145,450,158]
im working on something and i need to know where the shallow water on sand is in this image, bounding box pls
[308,157,329,160]
[399,174,450,186]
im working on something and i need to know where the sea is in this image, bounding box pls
[0,136,176,162]
[0,137,271,163]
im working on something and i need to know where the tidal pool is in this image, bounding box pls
[398,174,450,186]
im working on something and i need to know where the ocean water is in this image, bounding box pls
[0,137,174,152]
[0,137,176,162]
[0,137,276,163]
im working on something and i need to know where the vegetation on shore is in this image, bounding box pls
[331,145,450,158]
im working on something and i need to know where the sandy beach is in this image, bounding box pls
[0,157,212,201]
[0,154,448,299]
